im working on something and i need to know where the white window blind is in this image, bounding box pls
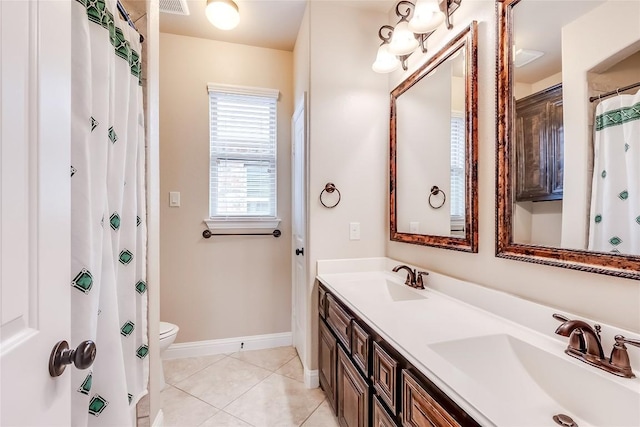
[208,84,279,225]
[450,113,466,231]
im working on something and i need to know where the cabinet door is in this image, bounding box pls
[373,342,398,415]
[319,286,327,319]
[351,321,370,377]
[547,96,564,198]
[373,395,398,427]
[401,370,460,427]
[515,99,549,201]
[515,83,563,202]
[319,319,338,413]
[337,346,369,427]
[327,294,353,349]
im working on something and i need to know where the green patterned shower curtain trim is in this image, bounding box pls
[75,0,142,85]
[595,101,640,131]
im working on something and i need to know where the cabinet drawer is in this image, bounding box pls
[327,294,352,349]
[319,287,327,319]
[373,395,398,427]
[319,319,338,414]
[350,321,370,377]
[337,346,369,427]
[373,342,398,415]
[401,370,460,427]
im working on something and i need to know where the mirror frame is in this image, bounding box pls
[390,22,478,252]
[496,0,640,279]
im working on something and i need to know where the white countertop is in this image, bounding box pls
[316,257,640,427]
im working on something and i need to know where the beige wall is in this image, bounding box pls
[396,64,452,236]
[303,1,389,370]
[386,1,640,333]
[159,33,294,343]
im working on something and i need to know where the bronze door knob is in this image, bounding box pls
[49,340,96,377]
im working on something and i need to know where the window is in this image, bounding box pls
[206,83,280,229]
[450,113,466,232]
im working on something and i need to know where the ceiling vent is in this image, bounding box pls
[159,0,190,15]
[514,49,544,68]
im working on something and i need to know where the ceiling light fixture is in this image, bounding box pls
[372,0,462,73]
[205,0,240,31]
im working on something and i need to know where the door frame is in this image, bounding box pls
[291,92,309,382]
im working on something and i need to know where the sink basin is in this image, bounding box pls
[429,334,640,426]
[385,280,426,302]
[335,275,427,303]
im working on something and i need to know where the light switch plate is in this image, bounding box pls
[349,222,361,240]
[169,192,180,207]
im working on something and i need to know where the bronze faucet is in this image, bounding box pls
[553,314,639,378]
[392,265,428,289]
[554,314,605,360]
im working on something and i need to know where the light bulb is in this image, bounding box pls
[372,44,400,73]
[388,21,418,56]
[206,0,240,30]
[408,0,445,34]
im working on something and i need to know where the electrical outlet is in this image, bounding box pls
[349,222,361,240]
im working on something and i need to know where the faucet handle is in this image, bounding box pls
[609,335,640,378]
[552,313,569,322]
[615,335,640,348]
[415,271,429,289]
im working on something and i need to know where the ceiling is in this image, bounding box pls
[159,0,394,51]
[513,0,606,83]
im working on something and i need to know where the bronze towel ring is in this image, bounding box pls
[428,186,446,209]
[320,183,341,208]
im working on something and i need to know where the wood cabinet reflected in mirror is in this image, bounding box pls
[496,0,640,279]
[390,22,478,252]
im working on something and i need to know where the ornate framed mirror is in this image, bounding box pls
[496,0,640,279]
[390,22,478,252]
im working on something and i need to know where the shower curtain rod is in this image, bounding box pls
[117,0,144,43]
[589,81,640,103]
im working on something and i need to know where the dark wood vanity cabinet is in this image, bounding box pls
[402,371,460,427]
[338,347,369,427]
[318,284,480,427]
[327,294,353,349]
[319,286,327,319]
[373,396,397,427]
[319,320,338,413]
[515,83,564,202]
[351,321,370,378]
[372,342,398,415]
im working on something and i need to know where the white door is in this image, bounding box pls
[291,93,308,371]
[1,0,72,424]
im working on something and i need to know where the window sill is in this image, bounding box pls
[204,217,281,231]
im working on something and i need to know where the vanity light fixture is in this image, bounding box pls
[372,0,462,73]
[205,0,240,30]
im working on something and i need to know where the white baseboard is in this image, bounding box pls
[151,409,163,427]
[163,332,292,360]
[304,368,319,389]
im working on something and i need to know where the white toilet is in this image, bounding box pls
[159,321,179,390]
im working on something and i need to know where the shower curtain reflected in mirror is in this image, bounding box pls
[71,0,147,425]
[588,89,640,255]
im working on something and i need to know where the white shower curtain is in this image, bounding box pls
[71,0,147,425]
[588,89,640,255]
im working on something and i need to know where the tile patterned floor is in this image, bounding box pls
[137,347,339,427]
